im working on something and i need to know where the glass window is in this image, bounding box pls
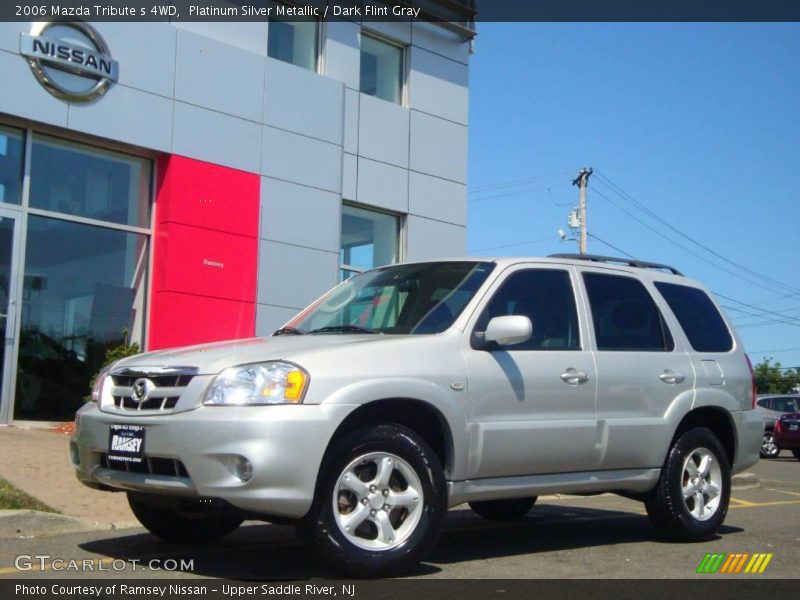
[475,270,581,350]
[341,204,400,281]
[268,1,318,71]
[360,33,404,104]
[14,216,148,421]
[772,397,800,413]
[654,282,733,353]
[285,262,494,335]
[29,135,151,228]
[0,125,24,205]
[583,273,674,352]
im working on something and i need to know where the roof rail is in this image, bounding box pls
[548,253,684,276]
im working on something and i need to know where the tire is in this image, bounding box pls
[469,497,537,520]
[760,431,780,458]
[127,493,243,543]
[297,424,447,577]
[792,449,800,461]
[645,427,731,542]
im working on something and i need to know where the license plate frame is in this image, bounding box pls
[108,424,145,465]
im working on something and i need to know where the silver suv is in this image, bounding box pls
[71,254,762,576]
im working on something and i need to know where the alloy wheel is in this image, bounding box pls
[332,451,424,551]
[681,447,723,521]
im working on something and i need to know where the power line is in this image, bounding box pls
[587,232,637,259]
[470,170,574,194]
[592,186,800,301]
[469,235,555,254]
[594,172,800,296]
[468,184,557,204]
[749,347,800,354]
[714,292,800,326]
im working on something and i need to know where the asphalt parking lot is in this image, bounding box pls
[2,456,798,580]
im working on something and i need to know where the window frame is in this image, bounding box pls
[339,202,403,281]
[581,270,676,353]
[0,118,155,424]
[653,281,734,354]
[359,29,408,106]
[470,266,584,352]
[267,0,322,74]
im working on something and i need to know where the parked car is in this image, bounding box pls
[71,254,762,577]
[755,395,800,458]
[774,412,800,460]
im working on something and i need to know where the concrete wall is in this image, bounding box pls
[0,15,471,336]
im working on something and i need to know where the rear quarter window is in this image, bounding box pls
[654,282,733,352]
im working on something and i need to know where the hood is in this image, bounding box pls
[112,334,390,375]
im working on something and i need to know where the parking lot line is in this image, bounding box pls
[765,488,800,498]
[728,499,800,510]
[729,497,758,506]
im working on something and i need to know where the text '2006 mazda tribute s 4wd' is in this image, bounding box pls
[72,254,762,576]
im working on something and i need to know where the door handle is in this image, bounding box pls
[560,368,589,385]
[659,370,685,384]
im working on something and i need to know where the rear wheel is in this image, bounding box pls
[760,431,780,458]
[127,493,243,543]
[645,427,730,541]
[469,497,537,520]
[297,424,447,577]
[792,449,800,460]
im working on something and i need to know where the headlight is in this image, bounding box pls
[91,364,115,403]
[204,361,309,406]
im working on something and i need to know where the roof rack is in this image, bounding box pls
[548,253,684,276]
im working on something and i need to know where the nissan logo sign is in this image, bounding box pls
[19,22,119,102]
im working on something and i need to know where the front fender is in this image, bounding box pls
[322,377,469,480]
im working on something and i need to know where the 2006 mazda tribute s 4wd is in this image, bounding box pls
[71,254,762,576]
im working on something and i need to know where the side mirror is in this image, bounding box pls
[484,315,533,347]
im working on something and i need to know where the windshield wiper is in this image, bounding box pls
[307,325,378,335]
[273,327,304,336]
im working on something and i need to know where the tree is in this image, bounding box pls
[753,357,800,395]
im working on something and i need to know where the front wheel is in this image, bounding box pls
[127,493,243,542]
[645,427,731,541]
[760,431,780,458]
[297,424,447,577]
[792,449,800,461]
[469,497,537,520]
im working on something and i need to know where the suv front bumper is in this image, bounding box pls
[70,402,357,519]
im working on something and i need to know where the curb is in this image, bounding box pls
[0,510,139,539]
[732,472,760,491]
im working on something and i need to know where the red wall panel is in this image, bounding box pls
[149,292,255,351]
[152,223,257,302]
[155,155,259,237]
[149,155,260,351]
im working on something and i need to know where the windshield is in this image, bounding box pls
[281,262,495,335]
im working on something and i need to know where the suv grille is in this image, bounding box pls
[109,367,197,412]
[100,454,190,478]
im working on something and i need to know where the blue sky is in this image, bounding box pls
[466,23,800,372]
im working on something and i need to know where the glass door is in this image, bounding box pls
[0,208,21,424]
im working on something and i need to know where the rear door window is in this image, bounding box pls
[654,282,733,352]
[583,273,674,351]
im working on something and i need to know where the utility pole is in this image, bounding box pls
[572,167,593,255]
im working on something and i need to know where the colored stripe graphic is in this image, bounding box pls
[697,553,773,574]
[697,553,726,573]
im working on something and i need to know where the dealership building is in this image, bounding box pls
[0,4,475,423]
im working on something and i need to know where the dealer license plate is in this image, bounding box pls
[108,424,145,464]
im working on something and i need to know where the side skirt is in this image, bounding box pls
[447,468,661,507]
